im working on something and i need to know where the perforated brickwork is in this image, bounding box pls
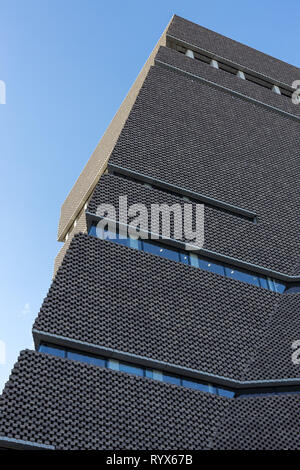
[34,233,278,380]
[168,16,300,86]
[244,292,300,381]
[109,65,300,275]
[0,350,229,450]
[156,46,300,118]
[211,394,300,450]
[88,174,299,276]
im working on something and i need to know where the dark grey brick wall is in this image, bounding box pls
[33,233,278,381]
[2,17,300,450]
[156,46,300,118]
[211,394,300,450]
[244,292,300,381]
[109,65,300,276]
[2,350,300,450]
[0,350,229,450]
[88,174,298,276]
[168,15,300,86]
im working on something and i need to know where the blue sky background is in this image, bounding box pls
[0,0,299,392]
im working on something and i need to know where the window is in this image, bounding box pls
[182,379,210,392]
[224,266,260,287]
[163,373,181,386]
[88,222,286,293]
[67,350,106,367]
[168,41,293,100]
[39,343,300,399]
[142,240,180,262]
[119,362,144,377]
[198,258,225,276]
[39,344,66,358]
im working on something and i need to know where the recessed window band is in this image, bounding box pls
[38,343,300,399]
[88,222,286,294]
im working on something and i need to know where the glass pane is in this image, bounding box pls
[208,384,217,394]
[273,280,286,294]
[224,266,260,287]
[39,344,66,358]
[163,373,181,385]
[182,379,210,392]
[129,237,141,250]
[119,362,144,377]
[107,359,119,371]
[88,222,98,237]
[90,222,113,240]
[103,226,117,242]
[104,227,129,247]
[67,351,93,364]
[142,240,180,261]
[258,276,269,290]
[285,285,300,294]
[198,257,225,276]
[89,356,106,367]
[189,253,199,268]
[145,369,153,379]
[152,370,163,381]
[217,388,235,398]
[267,278,285,293]
[179,252,190,265]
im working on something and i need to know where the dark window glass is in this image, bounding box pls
[142,240,180,261]
[224,266,260,287]
[182,379,210,392]
[115,234,131,247]
[208,384,217,394]
[198,257,225,276]
[273,280,286,294]
[266,278,286,294]
[104,228,117,241]
[114,227,131,247]
[39,344,66,358]
[179,252,190,265]
[145,369,153,379]
[89,224,287,294]
[189,253,199,268]
[163,373,181,385]
[89,356,106,367]
[119,362,144,377]
[128,237,142,250]
[217,388,235,398]
[285,284,300,294]
[67,351,94,365]
[88,222,98,237]
[258,277,269,290]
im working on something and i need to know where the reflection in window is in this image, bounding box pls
[38,343,235,398]
[120,362,144,377]
[88,222,286,293]
[39,344,66,358]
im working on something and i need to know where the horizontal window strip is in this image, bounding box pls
[167,40,294,100]
[38,343,300,399]
[88,221,286,294]
[38,343,234,398]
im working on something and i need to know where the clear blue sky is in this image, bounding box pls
[0,0,299,392]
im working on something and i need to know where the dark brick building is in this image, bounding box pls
[1,15,300,450]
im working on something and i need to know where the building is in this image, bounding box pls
[1,15,300,450]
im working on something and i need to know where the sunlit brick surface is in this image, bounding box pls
[34,233,278,381]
